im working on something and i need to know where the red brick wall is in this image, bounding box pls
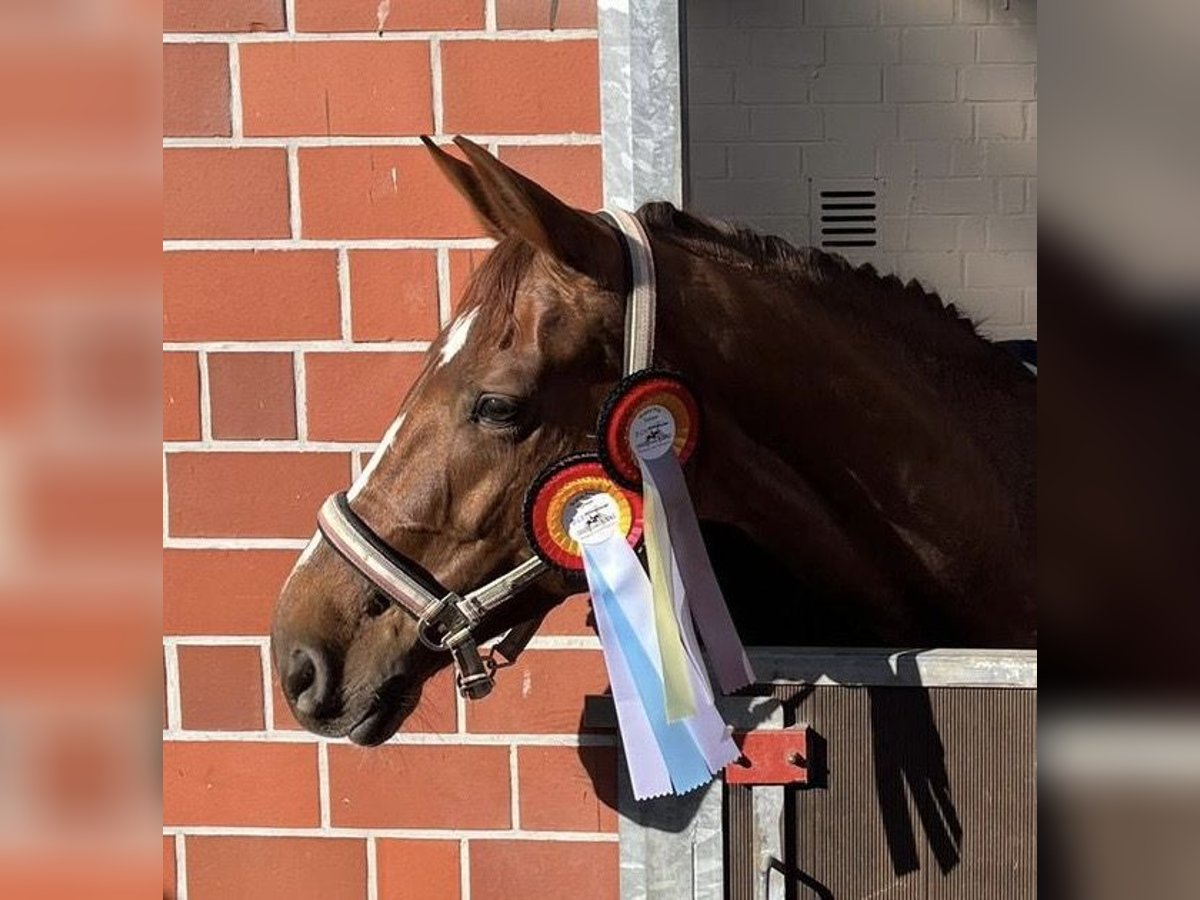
[162,3,616,897]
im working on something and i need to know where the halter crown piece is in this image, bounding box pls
[315,208,754,799]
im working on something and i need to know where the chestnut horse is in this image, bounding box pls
[272,138,1035,745]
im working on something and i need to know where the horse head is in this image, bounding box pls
[271,138,633,744]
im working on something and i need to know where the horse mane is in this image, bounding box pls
[635,201,1027,378]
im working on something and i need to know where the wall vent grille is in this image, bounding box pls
[810,180,882,249]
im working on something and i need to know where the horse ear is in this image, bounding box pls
[451,136,628,295]
[420,136,507,238]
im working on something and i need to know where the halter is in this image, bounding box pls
[316,208,657,699]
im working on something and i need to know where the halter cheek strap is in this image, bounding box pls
[314,207,657,699]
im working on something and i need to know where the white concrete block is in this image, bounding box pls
[749,105,824,140]
[895,251,963,289]
[899,103,973,139]
[1025,101,1036,138]
[825,105,898,140]
[805,0,879,26]
[736,67,810,103]
[812,65,883,102]
[989,0,1036,23]
[749,29,826,66]
[689,104,750,141]
[689,28,752,67]
[687,0,730,28]
[975,102,1025,138]
[951,141,986,175]
[956,0,990,23]
[689,67,735,104]
[986,215,1036,250]
[1025,177,1037,210]
[901,26,977,61]
[961,64,1035,100]
[915,178,995,213]
[977,25,1036,62]
[730,143,802,179]
[690,143,728,179]
[1023,287,1036,325]
[733,0,804,26]
[905,215,958,250]
[997,177,1024,212]
[957,215,986,249]
[826,27,900,62]
[985,140,1036,175]
[885,64,958,101]
[805,141,878,177]
[881,0,954,24]
[876,141,951,177]
[965,251,1035,286]
[692,178,810,217]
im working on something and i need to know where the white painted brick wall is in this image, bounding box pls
[686,0,1037,337]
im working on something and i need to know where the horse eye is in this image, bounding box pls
[472,393,523,427]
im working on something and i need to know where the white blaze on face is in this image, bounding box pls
[348,412,406,501]
[438,307,478,369]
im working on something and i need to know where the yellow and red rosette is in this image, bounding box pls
[597,371,700,489]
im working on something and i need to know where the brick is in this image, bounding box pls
[164,251,340,341]
[163,44,230,137]
[748,29,824,66]
[300,146,487,239]
[240,42,432,137]
[985,140,1036,175]
[164,836,176,898]
[304,352,425,441]
[965,251,1035,286]
[977,25,1036,61]
[178,645,265,731]
[163,351,200,441]
[961,64,1035,100]
[349,250,439,342]
[826,27,900,63]
[164,548,298,635]
[470,841,618,900]
[164,148,289,239]
[540,592,595,635]
[164,0,285,32]
[748,105,822,140]
[882,0,953,23]
[899,103,972,139]
[518,745,617,831]
[735,67,808,103]
[187,836,366,900]
[496,144,603,211]
[167,452,349,538]
[824,105,897,141]
[885,64,957,101]
[976,102,1025,138]
[208,352,297,440]
[986,215,1036,250]
[163,742,319,826]
[805,0,879,25]
[498,0,595,28]
[449,248,494,313]
[729,144,801,179]
[914,178,994,213]
[441,41,599,134]
[812,65,881,102]
[297,0,483,31]
[377,840,461,900]
[466,649,608,733]
[901,26,976,61]
[328,744,509,828]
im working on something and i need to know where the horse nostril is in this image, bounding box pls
[284,645,337,719]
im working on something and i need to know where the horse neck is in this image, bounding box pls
[650,239,1036,645]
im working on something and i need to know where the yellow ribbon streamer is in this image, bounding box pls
[641,458,697,722]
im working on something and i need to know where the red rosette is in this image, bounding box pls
[523,454,644,573]
[597,371,700,489]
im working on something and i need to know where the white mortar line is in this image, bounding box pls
[163,825,618,841]
[287,143,302,238]
[175,832,188,900]
[456,689,468,735]
[197,350,213,442]
[164,641,183,732]
[524,635,602,650]
[163,341,432,353]
[485,0,497,31]
[318,741,332,829]
[228,42,243,142]
[337,248,352,341]
[163,440,380,453]
[163,728,616,747]
[165,238,498,251]
[163,134,601,149]
[161,451,170,541]
[285,0,297,34]
[165,636,270,648]
[436,247,452,327]
[508,744,520,830]
[163,537,311,550]
[260,643,275,731]
[163,29,598,44]
[293,351,308,442]
[460,837,472,900]
[366,835,379,900]
[430,39,444,136]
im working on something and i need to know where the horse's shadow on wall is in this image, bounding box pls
[574,525,962,879]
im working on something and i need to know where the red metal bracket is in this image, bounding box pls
[723,724,810,785]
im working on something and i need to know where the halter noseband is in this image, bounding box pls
[315,208,657,699]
